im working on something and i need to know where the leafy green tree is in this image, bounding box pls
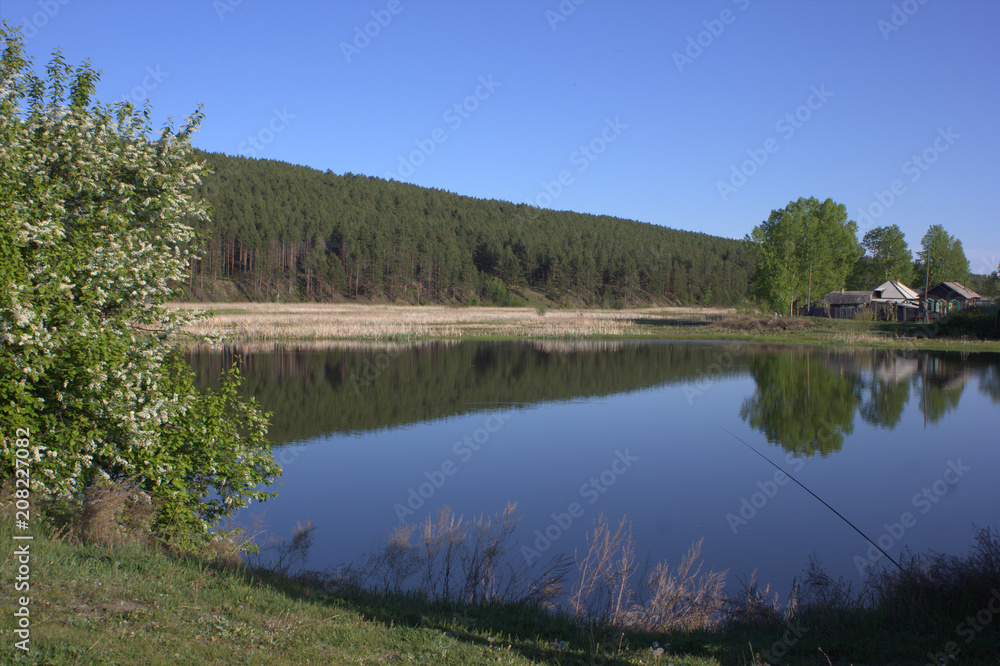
[0,25,279,546]
[748,197,861,314]
[862,224,913,285]
[746,216,798,314]
[915,224,970,288]
[846,255,878,291]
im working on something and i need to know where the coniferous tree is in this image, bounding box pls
[185,152,754,307]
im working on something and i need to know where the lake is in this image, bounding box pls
[189,340,1000,597]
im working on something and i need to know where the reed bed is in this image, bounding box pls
[173,302,662,340]
[183,339,453,354]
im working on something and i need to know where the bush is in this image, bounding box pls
[0,24,279,548]
[936,304,999,340]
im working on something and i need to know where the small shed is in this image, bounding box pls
[820,290,872,319]
[921,282,982,320]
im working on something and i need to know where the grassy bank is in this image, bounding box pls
[173,302,1000,351]
[0,515,729,665]
[4,510,999,665]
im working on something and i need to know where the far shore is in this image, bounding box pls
[171,302,1000,351]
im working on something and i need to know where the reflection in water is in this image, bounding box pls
[739,351,863,457]
[186,341,999,592]
[981,365,1000,402]
[737,348,998,456]
[187,343,1000,455]
[919,355,969,424]
[860,372,912,430]
[861,354,918,429]
[187,341,749,444]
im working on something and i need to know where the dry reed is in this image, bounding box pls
[171,302,733,341]
[567,514,728,631]
[72,479,157,549]
[332,503,571,606]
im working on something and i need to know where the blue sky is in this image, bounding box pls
[3,0,999,275]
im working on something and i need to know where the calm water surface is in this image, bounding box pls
[189,340,1000,593]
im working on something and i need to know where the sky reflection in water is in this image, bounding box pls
[189,341,1000,593]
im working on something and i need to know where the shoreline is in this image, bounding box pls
[172,302,1000,352]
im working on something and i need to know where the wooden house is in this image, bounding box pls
[870,280,921,321]
[920,282,982,320]
[816,290,873,319]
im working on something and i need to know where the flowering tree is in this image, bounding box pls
[0,24,279,546]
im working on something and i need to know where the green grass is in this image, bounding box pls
[0,517,724,665]
[624,308,1000,351]
[3,516,1000,665]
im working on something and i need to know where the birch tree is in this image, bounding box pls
[862,224,913,284]
[748,197,861,314]
[915,224,970,288]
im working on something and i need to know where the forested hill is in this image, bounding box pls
[186,151,753,306]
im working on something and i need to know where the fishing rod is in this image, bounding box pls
[722,427,902,572]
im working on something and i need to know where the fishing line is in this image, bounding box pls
[722,427,902,572]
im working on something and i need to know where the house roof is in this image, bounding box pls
[920,282,982,300]
[872,280,920,301]
[824,291,872,305]
[941,282,980,299]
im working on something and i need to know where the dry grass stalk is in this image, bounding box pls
[568,515,728,631]
[864,525,1000,627]
[0,478,19,519]
[632,538,728,631]
[206,513,271,567]
[723,570,787,628]
[249,519,319,575]
[336,503,570,605]
[171,302,729,341]
[75,478,157,549]
[567,514,635,624]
